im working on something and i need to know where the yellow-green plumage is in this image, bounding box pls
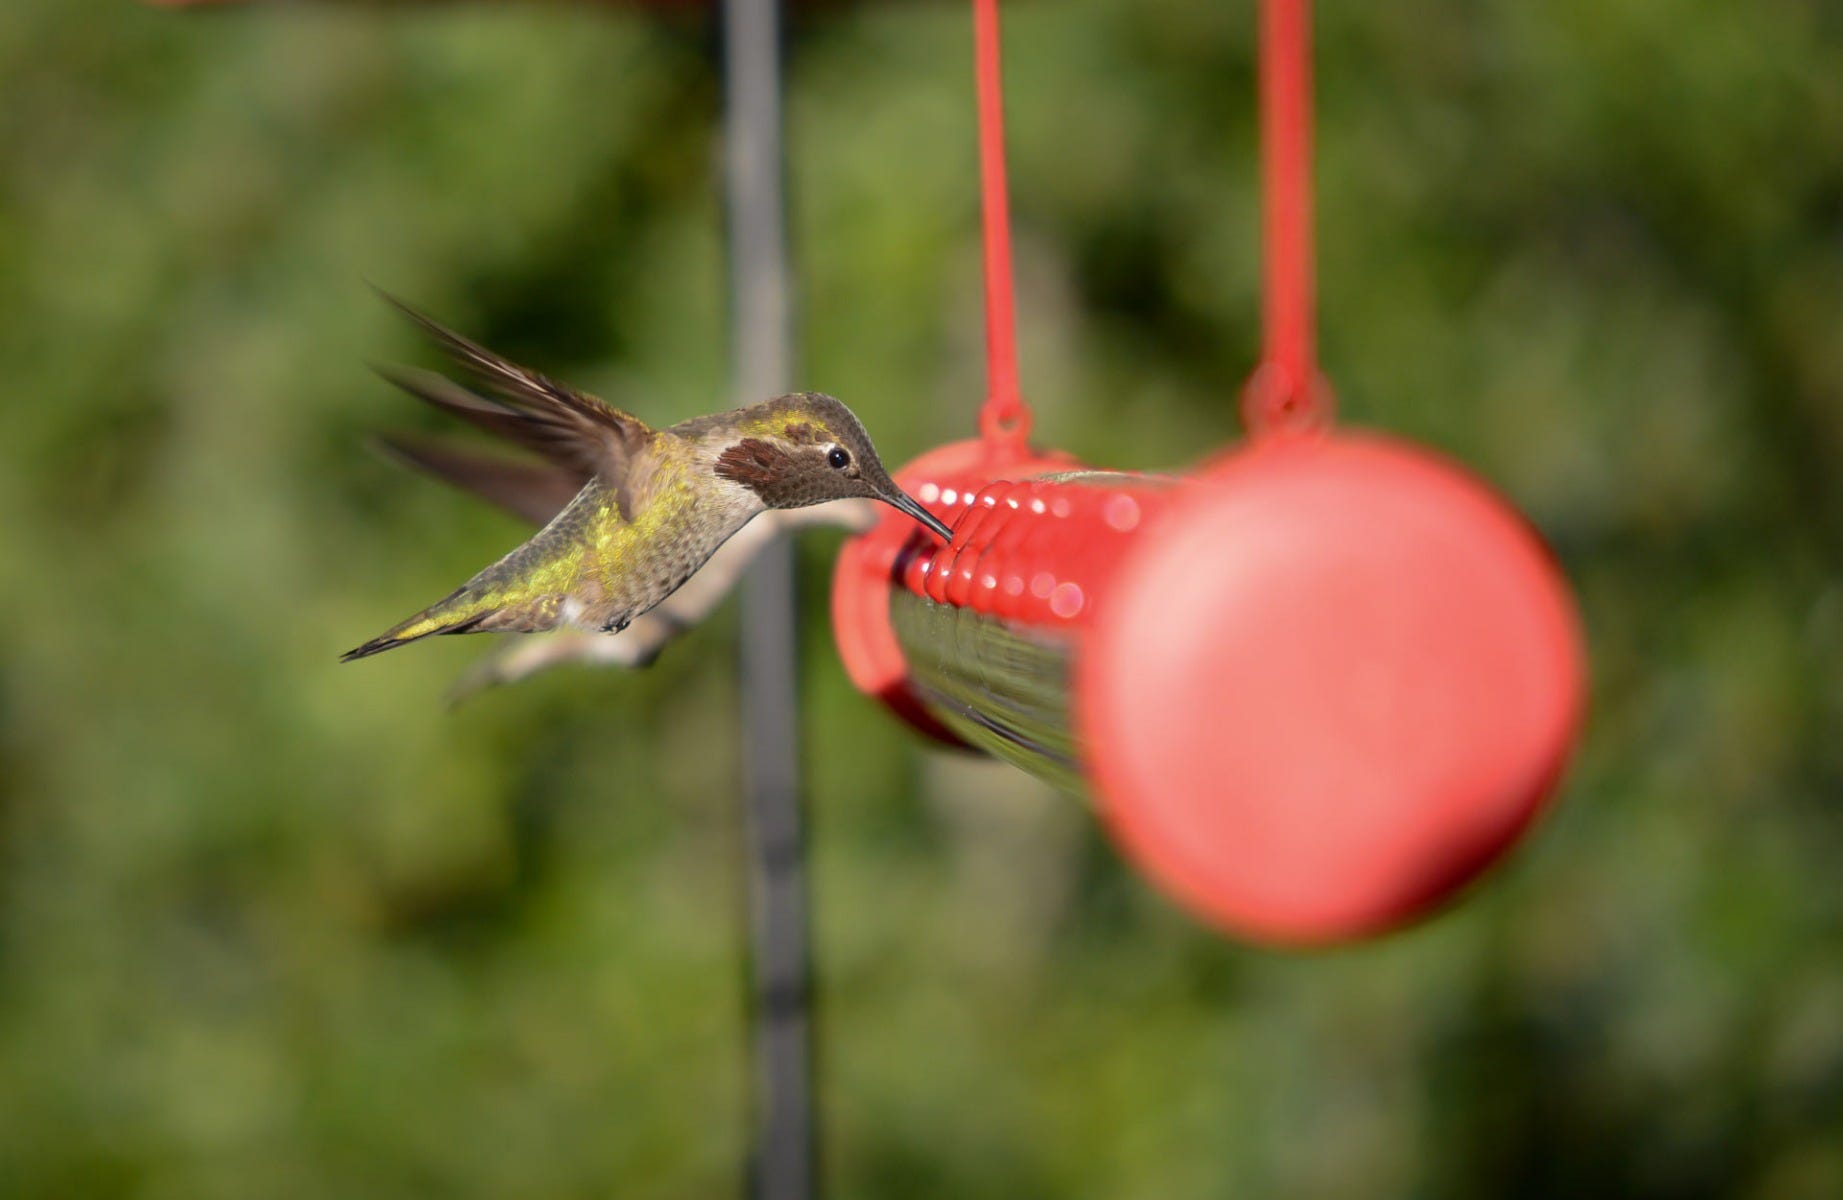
[343,298,950,663]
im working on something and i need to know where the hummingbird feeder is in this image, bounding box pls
[832,0,1587,944]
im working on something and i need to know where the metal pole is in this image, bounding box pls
[721,1,814,1197]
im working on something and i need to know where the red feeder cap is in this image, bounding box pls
[1080,434,1585,945]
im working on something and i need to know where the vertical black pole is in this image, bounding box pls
[721,1,814,1198]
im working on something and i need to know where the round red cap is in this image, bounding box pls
[1079,434,1585,944]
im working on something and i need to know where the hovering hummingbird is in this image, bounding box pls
[372,435,877,697]
[342,298,952,662]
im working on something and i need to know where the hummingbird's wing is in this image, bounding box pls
[375,433,586,528]
[371,365,591,472]
[375,293,653,514]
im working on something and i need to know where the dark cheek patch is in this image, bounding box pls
[715,438,786,490]
[716,437,825,507]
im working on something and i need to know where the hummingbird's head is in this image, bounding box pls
[710,393,953,540]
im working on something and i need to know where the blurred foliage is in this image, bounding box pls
[1,0,1841,1196]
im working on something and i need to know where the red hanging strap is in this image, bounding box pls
[1244,0,1333,436]
[973,0,1032,455]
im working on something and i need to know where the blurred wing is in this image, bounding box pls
[373,364,568,462]
[375,434,587,527]
[375,291,652,495]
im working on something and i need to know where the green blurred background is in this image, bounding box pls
[2,0,1841,1196]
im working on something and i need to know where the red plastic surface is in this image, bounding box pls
[1079,434,1584,944]
[830,438,1074,743]
[972,0,1031,453]
[899,475,1174,627]
[1243,0,1332,436]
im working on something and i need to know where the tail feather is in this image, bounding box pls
[341,585,569,662]
[340,591,492,662]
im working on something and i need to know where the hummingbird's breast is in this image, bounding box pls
[576,445,764,628]
[449,436,763,636]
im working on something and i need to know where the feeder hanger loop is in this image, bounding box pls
[973,0,1033,458]
[974,0,1330,445]
[1244,0,1334,437]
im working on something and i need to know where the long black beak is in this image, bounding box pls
[883,488,954,542]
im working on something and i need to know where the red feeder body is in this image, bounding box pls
[832,432,1585,944]
[833,437,1078,746]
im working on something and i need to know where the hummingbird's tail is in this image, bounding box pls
[340,589,493,661]
[341,584,562,662]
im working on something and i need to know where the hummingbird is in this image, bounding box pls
[372,435,877,697]
[342,298,952,662]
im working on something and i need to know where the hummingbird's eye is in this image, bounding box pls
[827,447,850,470]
